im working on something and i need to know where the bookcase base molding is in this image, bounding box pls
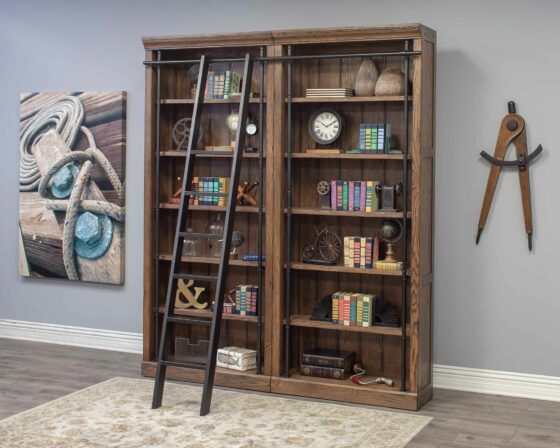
[143,24,436,411]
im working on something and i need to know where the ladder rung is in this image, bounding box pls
[191,150,234,156]
[161,360,206,370]
[173,273,218,282]
[179,231,223,239]
[184,191,228,197]
[167,315,212,326]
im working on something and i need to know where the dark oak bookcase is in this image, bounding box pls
[143,24,436,410]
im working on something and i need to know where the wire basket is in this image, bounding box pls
[175,337,209,363]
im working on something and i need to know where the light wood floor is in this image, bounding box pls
[1,338,559,447]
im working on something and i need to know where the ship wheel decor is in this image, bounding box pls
[317,180,331,210]
[302,223,341,265]
[172,117,203,150]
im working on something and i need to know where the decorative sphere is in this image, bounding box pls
[379,220,402,243]
[231,231,245,248]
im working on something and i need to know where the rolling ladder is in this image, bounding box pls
[151,53,254,416]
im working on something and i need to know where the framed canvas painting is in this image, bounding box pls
[18,92,126,285]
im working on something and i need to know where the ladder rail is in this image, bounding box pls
[152,54,209,409]
[200,53,254,416]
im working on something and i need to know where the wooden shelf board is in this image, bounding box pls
[288,315,403,336]
[289,262,404,276]
[142,361,270,392]
[159,254,262,268]
[287,153,407,160]
[160,150,262,158]
[287,207,410,219]
[158,306,258,323]
[271,371,417,410]
[161,98,266,104]
[159,203,261,213]
[287,96,411,103]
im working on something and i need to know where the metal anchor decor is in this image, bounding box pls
[476,101,543,251]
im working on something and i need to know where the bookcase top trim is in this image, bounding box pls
[142,24,436,50]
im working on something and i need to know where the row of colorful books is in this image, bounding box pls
[357,124,392,153]
[343,236,380,268]
[331,180,379,212]
[189,177,230,206]
[223,285,258,316]
[332,292,376,327]
[205,70,241,99]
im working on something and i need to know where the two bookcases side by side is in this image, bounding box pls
[142,24,436,410]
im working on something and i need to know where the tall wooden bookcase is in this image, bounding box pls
[143,24,436,410]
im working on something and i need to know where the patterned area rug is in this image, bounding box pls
[0,377,431,447]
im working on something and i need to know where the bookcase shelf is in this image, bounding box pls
[287,207,411,219]
[288,262,405,277]
[159,254,261,268]
[144,24,435,411]
[159,306,258,323]
[159,203,261,213]
[161,98,266,104]
[287,315,403,336]
[286,95,411,103]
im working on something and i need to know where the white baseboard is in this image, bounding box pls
[0,319,142,354]
[1,319,559,402]
[434,364,560,402]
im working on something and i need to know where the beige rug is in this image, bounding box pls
[0,377,431,447]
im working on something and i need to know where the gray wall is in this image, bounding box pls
[1,0,558,376]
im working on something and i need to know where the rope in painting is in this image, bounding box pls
[19,96,124,281]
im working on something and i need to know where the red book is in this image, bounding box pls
[336,181,343,211]
[338,293,345,325]
[353,237,360,268]
[343,293,351,326]
[331,180,337,210]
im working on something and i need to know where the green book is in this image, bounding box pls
[342,181,348,211]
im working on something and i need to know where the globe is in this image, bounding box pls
[379,220,402,243]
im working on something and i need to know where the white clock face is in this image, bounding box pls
[310,110,341,144]
[246,122,258,135]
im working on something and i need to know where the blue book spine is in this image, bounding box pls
[354,181,360,211]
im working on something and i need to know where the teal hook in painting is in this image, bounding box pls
[74,211,113,260]
[52,163,79,199]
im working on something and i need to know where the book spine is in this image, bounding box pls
[353,237,360,268]
[348,181,354,213]
[360,181,366,211]
[338,292,344,325]
[332,292,338,324]
[365,237,373,268]
[301,352,353,369]
[336,180,343,211]
[359,123,365,151]
[343,293,350,326]
[192,176,199,205]
[350,294,357,326]
[330,180,336,210]
[342,181,348,211]
[365,181,373,212]
[235,286,241,314]
[378,124,385,152]
[357,294,363,327]
[363,295,371,327]
[300,364,350,380]
[353,181,360,211]
[372,181,379,211]
[372,125,378,152]
[360,237,366,268]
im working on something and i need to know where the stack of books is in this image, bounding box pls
[217,346,256,371]
[351,124,392,153]
[331,180,379,212]
[189,177,230,206]
[343,236,380,268]
[223,285,258,316]
[331,292,377,327]
[305,88,355,98]
[205,70,241,99]
[372,260,403,270]
[300,348,356,380]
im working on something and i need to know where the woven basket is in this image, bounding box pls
[354,58,378,96]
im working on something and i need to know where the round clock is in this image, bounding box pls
[246,118,258,136]
[308,109,343,145]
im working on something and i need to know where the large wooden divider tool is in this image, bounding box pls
[476,101,543,251]
[151,53,254,416]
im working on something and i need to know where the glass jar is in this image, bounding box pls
[206,214,224,258]
[182,227,201,257]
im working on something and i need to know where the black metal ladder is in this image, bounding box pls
[152,53,254,416]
